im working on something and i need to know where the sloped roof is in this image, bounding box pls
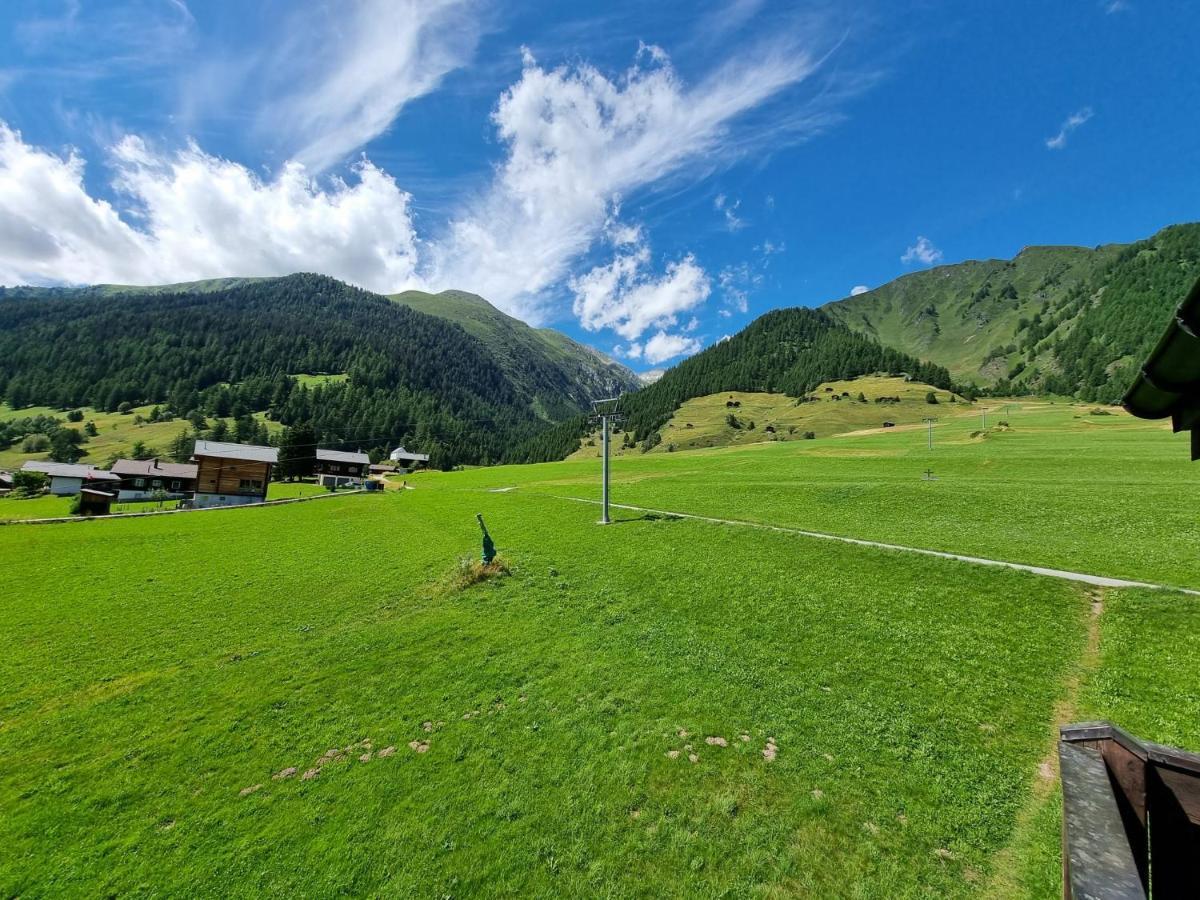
[316,448,370,465]
[1123,277,1200,460]
[20,461,120,480]
[389,445,430,462]
[192,440,278,464]
[110,458,198,479]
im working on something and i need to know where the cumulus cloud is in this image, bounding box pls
[901,235,943,266]
[570,236,711,341]
[0,123,421,290]
[432,41,827,322]
[643,331,702,364]
[1046,107,1094,150]
[850,284,869,296]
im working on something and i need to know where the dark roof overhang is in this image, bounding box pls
[1122,277,1200,460]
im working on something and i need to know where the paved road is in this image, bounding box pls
[557,495,1200,597]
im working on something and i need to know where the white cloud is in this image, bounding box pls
[850,284,869,296]
[570,235,711,341]
[0,30,852,356]
[267,0,482,172]
[901,235,943,266]
[714,192,745,231]
[718,261,761,314]
[1103,1,1130,13]
[0,123,420,290]
[432,41,826,322]
[1046,107,1094,150]
[643,330,702,364]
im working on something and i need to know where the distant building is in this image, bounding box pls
[0,471,11,494]
[369,462,399,477]
[191,440,278,508]
[110,458,198,501]
[314,448,369,487]
[19,461,120,496]
[388,446,430,470]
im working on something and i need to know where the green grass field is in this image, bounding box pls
[0,397,1196,896]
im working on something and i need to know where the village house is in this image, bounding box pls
[313,448,369,488]
[388,445,430,471]
[110,458,198,501]
[369,461,398,477]
[190,440,278,508]
[19,461,120,496]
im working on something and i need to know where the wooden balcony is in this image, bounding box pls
[1059,721,1200,898]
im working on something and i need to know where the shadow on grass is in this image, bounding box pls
[610,512,683,524]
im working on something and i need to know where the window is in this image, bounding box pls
[170,480,181,490]
[331,464,341,473]
[134,478,145,488]
[239,478,263,492]
[151,479,162,488]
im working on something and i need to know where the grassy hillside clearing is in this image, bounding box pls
[1,399,1196,895]
[568,376,965,460]
[0,402,279,471]
[644,376,968,454]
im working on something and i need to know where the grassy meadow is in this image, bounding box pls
[1,387,1197,896]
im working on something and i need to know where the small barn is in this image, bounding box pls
[191,440,278,508]
[110,458,198,501]
[20,461,120,496]
[78,488,115,516]
[314,448,370,487]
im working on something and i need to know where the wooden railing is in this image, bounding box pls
[1059,721,1200,898]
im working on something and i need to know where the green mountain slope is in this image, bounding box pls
[0,275,624,467]
[823,223,1200,400]
[390,289,640,420]
[511,306,955,462]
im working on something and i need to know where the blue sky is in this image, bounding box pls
[0,1,1197,371]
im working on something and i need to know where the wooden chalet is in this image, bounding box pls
[110,458,198,501]
[190,440,278,508]
[313,448,369,487]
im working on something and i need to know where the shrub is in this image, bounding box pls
[10,470,47,497]
[117,402,133,414]
[21,434,50,453]
[925,392,938,404]
[803,431,816,440]
[725,413,741,429]
[66,409,84,422]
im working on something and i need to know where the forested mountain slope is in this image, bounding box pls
[390,289,640,419]
[0,274,598,466]
[512,306,955,462]
[824,222,1200,400]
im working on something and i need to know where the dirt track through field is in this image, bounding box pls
[555,496,1200,596]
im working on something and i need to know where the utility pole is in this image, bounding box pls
[590,397,623,525]
[923,416,938,450]
[981,407,988,430]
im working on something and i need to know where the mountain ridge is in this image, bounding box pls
[823,222,1200,400]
